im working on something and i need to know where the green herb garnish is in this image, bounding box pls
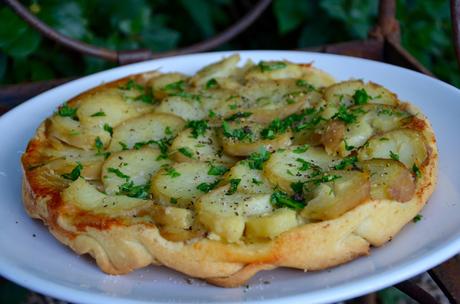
[222,121,253,141]
[170,198,178,204]
[252,178,263,185]
[247,148,270,170]
[296,158,312,171]
[206,78,218,89]
[258,61,287,72]
[57,103,78,119]
[117,181,150,199]
[187,120,209,138]
[333,156,358,170]
[208,165,229,176]
[103,123,113,136]
[61,162,83,181]
[224,112,252,121]
[164,166,180,178]
[353,89,369,105]
[293,145,309,154]
[197,180,220,193]
[226,178,241,195]
[178,147,194,158]
[107,167,129,180]
[270,191,304,210]
[390,150,400,161]
[119,141,129,150]
[90,111,106,117]
[413,214,423,223]
[412,164,422,178]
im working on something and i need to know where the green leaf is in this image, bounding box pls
[39,1,88,39]
[141,24,180,52]
[179,0,215,37]
[0,53,7,82]
[30,61,54,81]
[4,27,41,58]
[0,8,28,48]
[273,0,312,34]
[226,178,241,195]
[62,163,83,181]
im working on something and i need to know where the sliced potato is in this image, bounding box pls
[151,205,194,229]
[48,116,111,150]
[149,73,189,100]
[223,161,273,194]
[77,88,154,129]
[101,147,170,195]
[150,162,221,208]
[108,113,185,151]
[358,159,415,202]
[263,146,340,192]
[62,178,149,214]
[357,128,428,168]
[190,54,240,87]
[220,120,292,156]
[196,185,273,242]
[155,96,206,121]
[245,208,298,240]
[244,61,335,88]
[322,104,411,156]
[214,80,323,123]
[324,80,398,107]
[170,127,236,165]
[301,170,370,220]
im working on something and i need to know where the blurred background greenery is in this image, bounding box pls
[0,0,457,87]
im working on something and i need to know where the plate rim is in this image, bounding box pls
[1,49,459,304]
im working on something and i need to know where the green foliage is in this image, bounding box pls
[0,0,458,88]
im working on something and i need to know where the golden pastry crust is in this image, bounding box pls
[21,58,438,287]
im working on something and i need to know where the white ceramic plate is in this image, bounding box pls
[1,51,459,304]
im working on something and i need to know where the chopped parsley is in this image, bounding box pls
[187,120,209,138]
[208,110,216,118]
[57,103,78,120]
[165,126,172,135]
[260,118,289,140]
[178,147,194,158]
[94,137,110,158]
[293,145,309,154]
[224,112,252,121]
[222,121,253,141]
[333,156,358,170]
[164,166,180,178]
[117,181,150,199]
[61,162,83,181]
[119,141,129,150]
[296,158,312,171]
[389,150,400,161]
[107,167,129,180]
[308,174,342,185]
[133,137,170,159]
[296,79,315,91]
[119,79,144,91]
[196,180,220,193]
[270,191,304,210]
[413,214,423,223]
[170,198,178,204]
[247,148,270,170]
[379,137,389,141]
[164,80,186,93]
[206,78,218,89]
[90,111,106,117]
[258,61,287,72]
[252,178,263,185]
[412,164,422,178]
[333,104,358,124]
[353,89,369,105]
[226,178,241,195]
[103,123,113,136]
[208,165,229,176]
[344,139,355,151]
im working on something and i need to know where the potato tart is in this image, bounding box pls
[21,54,438,287]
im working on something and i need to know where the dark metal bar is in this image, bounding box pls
[395,280,440,304]
[429,255,460,304]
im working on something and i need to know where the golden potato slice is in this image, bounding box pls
[324,80,398,107]
[190,54,240,87]
[149,72,188,100]
[108,113,185,151]
[151,205,194,229]
[155,96,206,121]
[263,146,340,192]
[102,147,170,195]
[170,127,237,165]
[244,61,335,88]
[223,161,273,194]
[150,162,221,208]
[321,104,411,156]
[220,120,292,156]
[62,178,149,214]
[196,185,273,242]
[48,115,111,150]
[358,159,415,202]
[245,208,298,240]
[357,128,428,168]
[301,170,370,220]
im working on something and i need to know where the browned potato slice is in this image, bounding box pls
[245,208,298,240]
[170,128,237,165]
[321,104,412,156]
[324,80,398,107]
[358,159,415,202]
[220,120,292,156]
[155,96,206,121]
[263,146,340,192]
[149,73,188,100]
[301,170,370,220]
[150,162,221,208]
[357,129,428,168]
[108,113,185,152]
